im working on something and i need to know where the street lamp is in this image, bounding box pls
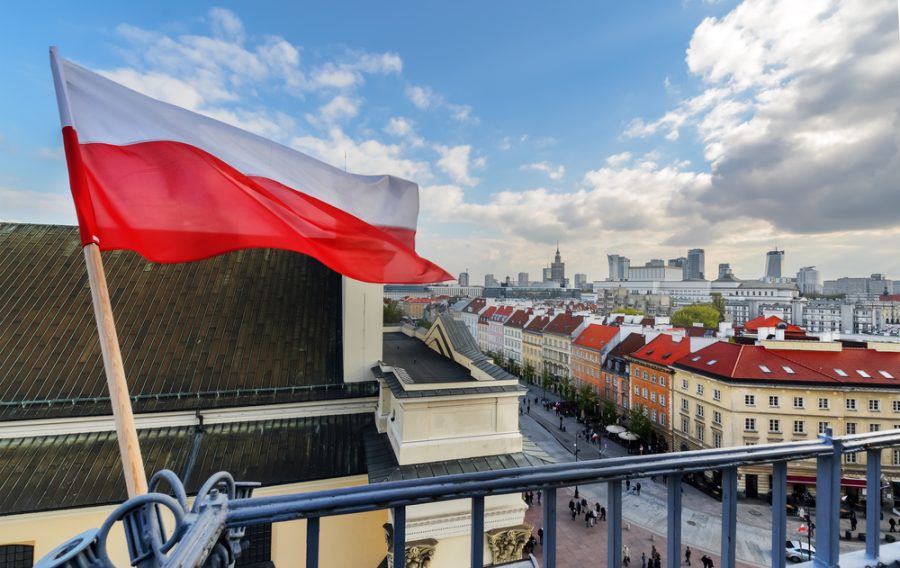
[574,437,580,498]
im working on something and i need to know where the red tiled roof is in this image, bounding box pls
[479,306,497,322]
[504,309,531,329]
[493,306,515,319]
[880,294,900,302]
[524,315,551,333]
[573,324,619,351]
[543,313,585,336]
[630,333,692,367]
[607,333,646,360]
[744,315,804,333]
[675,342,900,386]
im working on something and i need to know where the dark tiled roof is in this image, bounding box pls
[365,430,542,483]
[606,333,646,361]
[0,224,346,421]
[438,315,484,362]
[0,413,375,515]
[543,313,584,336]
[382,333,472,383]
[503,309,531,329]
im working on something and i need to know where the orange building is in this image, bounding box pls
[571,324,620,396]
[627,333,692,450]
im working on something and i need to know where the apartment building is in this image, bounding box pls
[601,333,647,414]
[523,314,551,378]
[541,313,586,380]
[571,324,620,395]
[502,308,532,368]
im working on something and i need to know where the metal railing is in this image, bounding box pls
[35,429,900,568]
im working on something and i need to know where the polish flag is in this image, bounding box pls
[49,48,451,284]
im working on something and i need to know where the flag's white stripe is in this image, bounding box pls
[49,48,74,129]
[61,57,418,231]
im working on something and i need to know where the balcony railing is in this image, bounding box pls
[36,429,900,568]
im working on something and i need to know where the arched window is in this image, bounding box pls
[0,544,34,568]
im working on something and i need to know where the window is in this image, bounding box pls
[682,417,689,433]
[697,424,705,442]
[846,422,857,435]
[869,423,881,432]
[643,371,648,379]
[697,384,704,395]
[894,401,900,413]
[713,432,722,448]
[650,392,657,403]
[660,395,666,406]
[713,389,721,401]
[880,370,895,379]
[650,374,657,384]
[713,410,722,424]
[783,366,795,374]
[659,414,666,427]
[759,364,772,373]
[818,398,830,410]
[706,359,718,365]
[869,400,881,412]
[857,370,871,378]
[847,399,857,411]
[893,449,900,466]
[793,397,804,409]
[845,453,857,464]
[682,378,689,390]
[768,395,779,407]
[634,368,639,377]
[818,421,830,434]
[659,376,666,387]
[0,545,34,568]
[682,399,689,411]
[834,368,848,377]
[696,404,705,418]
[769,419,780,433]
[642,388,648,398]
[793,421,805,434]
[745,395,756,406]
[634,385,640,395]
[745,418,757,431]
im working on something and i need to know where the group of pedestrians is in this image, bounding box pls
[568,497,606,527]
[522,489,541,507]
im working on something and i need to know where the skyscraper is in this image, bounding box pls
[484,273,498,287]
[766,249,785,279]
[797,266,822,295]
[607,254,630,281]
[686,249,705,280]
[542,267,552,282]
[517,272,529,287]
[458,270,469,287]
[717,263,733,279]
[550,245,565,284]
[574,273,587,288]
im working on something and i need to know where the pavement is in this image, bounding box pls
[516,383,890,567]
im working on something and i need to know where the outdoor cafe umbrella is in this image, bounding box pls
[606,425,626,434]
[618,431,639,441]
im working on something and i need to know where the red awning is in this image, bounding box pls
[787,474,867,489]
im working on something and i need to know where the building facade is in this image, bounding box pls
[687,249,705,280]
[523,315,551,378]
[607,254,630,282]
[765,249,785,279]
[541,313,586,380]
[571,324,621,396]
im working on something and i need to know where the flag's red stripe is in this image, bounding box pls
[71,131,451,284]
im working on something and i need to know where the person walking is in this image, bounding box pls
[641,552,647,568]
[851,515,858,532]
[623,544,631,566]
[891,517,897,533]
[538,527,543,545]
[626,479,631,492]
[600,506,606,521]
[585,509,591,527]
[636,482,642,496]
[537,490,542,505]
[685,545,692,565]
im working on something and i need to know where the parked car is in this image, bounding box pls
[785,540,815,563]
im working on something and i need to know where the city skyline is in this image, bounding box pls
[1,1,899,282]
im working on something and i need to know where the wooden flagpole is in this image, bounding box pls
[83,243,148,497]
[51,47,147,497]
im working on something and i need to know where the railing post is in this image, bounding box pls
[866,448,882,560]
[771,461,787,568]
[721,467,738,568]
[608,480,622,568]
[393,506,406,568]
[306,517,319,568]
[471,495,484,568]
[666,475,682,568]
[543,487,557,568]
[815,429,841,568]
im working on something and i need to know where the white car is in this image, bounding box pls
[785,540,815,563]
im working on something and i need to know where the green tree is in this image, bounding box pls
[619,307,643,316]
[558,376,573,400]
[671,304,720,329]
[540,369,554,394]
[601,399,618,425]
[417,316,432,329]
[710,293,726,322]
[575,385,599,417]
[627,405,653,441]
[383,300,403,324]
[523,363,535,384]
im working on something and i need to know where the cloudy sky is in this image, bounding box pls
[1,0,898,283]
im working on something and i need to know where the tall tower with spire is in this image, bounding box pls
[550,243,566,286]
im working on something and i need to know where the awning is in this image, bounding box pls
[787,474,867,489]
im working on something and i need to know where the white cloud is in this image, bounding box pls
[317,95,360,124]
[384,117,414,137]
[309,50,403,90]
[435,145,480,186]
[605,152,632,167]
[521,162,565,180]
[209,7,245,43]
[0,188,76,225]
[405,85,441,109]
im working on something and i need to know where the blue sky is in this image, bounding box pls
[1,0,898,283]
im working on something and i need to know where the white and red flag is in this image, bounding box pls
[50,48,451,284]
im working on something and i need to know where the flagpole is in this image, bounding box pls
[50,47,147,497]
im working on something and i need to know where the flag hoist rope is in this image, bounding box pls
[50,46,148,497]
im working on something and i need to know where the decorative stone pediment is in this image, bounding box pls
[486,523,533,565]
[384,523,438,568]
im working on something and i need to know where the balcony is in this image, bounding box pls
[37,429,900,568]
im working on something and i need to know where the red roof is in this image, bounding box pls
[479,306,497,322]
[675,342,900,386]
[573,324,619,351]
[744,315,804,333]
[630,333,692,367]
[463,298,486,314]
[504,309,531,329]
[881,294,900,302]
[543,313,585,336]
[607,333,646,360]
[524,315,551,333]
[493,305,515,320]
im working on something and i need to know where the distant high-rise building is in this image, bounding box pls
[718,263,733,279]
[797,266,822,295]
[458,270,469,287]
[668,257,688,280]
[550,245,566,284]
[517,272,529,287]
[542,267,552,282]
[766,249,785,279]
[686,249,705,280]
[647,259,665,267]
[607,254,630,281]
[484,273,498,287]
[574,273,588,288]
